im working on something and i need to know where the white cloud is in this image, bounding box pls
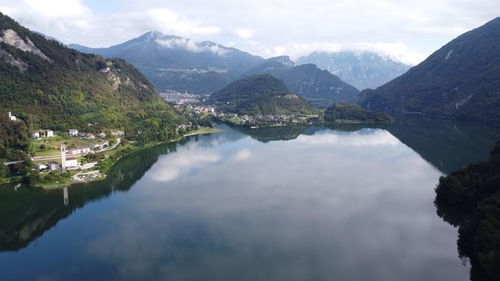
[150,150,221,183]
[235,29,253,40]
[156,37,229,56]
[1,0,498,64]
[295,130,399,147]
[231,149,252,161]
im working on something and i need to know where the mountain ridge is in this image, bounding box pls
[70,31,264,94]
[359,17,500,123]
[244,57,360,107]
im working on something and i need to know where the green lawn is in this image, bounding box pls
[33,136,107,157]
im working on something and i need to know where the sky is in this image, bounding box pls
[0,0,498,65]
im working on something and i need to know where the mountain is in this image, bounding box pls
[296,51,410,90]
[359,18,500,123]
[0,13,184,145]
[208,74,314,115]
[244,56,360,107]
[70,32,264,94]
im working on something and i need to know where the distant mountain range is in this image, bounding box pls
[296,51,410,90]
[208,74,314,115]
[72,35,361,107]
[244,56,360,107]
[359,17,500,123]
[70,32,264,94]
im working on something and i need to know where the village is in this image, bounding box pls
[30,127,123,175]
[172,105,318,128]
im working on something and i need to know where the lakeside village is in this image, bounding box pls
[3,100,316,187]
[3,111,223,188]
[28,126,125,186]
[161,90,320,128]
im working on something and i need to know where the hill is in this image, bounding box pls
[0,13,185,159]
[359,17,500,123]
[208,74,314,115]
[435,141,500,281]
[244,57,359,107]
[296,51,410,90]
[70,32,264,94]
[324,102,393,124]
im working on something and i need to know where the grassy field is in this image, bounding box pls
[32,136,107,157]
[184,127,225,136]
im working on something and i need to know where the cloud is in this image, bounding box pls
[156,37,230,55]
[231,149,252,161]
[149,150,221,182]
[235,29,253,40]
[294,130,400,146]
[1,0,498,63]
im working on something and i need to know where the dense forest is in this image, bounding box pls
[435,141,500,281]
[208,74,315,115]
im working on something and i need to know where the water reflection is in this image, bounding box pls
[388,115,500,174]
[1,120,498,281]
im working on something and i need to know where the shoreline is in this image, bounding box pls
[28,127,224,190]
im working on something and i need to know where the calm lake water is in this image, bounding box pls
[1,117,500,281]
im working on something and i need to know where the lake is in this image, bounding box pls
[1,117,499,281]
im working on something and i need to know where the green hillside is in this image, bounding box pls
[0,13,185,152]
[359,17,500,123]
[208,74,315,115]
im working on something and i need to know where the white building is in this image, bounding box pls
[65,158,78,168]
[67,146,91,155]
[32,129,54,139]
[111,130,124,136]
[8,112,16,121]
[35,163,48,170]
[68,129,78,136]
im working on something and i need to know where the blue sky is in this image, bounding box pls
[0,0,498,64]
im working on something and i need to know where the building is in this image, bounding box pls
[48,161,60,171]
[60,144,67,170]
[65,158,78,168]
[35,163,48,170]
[93,140,109,150]
[32,129,54,139]
[83,133,96,140]
[67,146,91,155]
[8,112,16,121]
[68,129,78,136]
[111,130,124,136]
[98,132,106,138]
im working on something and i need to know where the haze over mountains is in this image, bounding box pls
[72,34,367,107]
[244,56,360,106]
[297,51,411,90]
[70,32,264,95]
[359,17,500,123]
